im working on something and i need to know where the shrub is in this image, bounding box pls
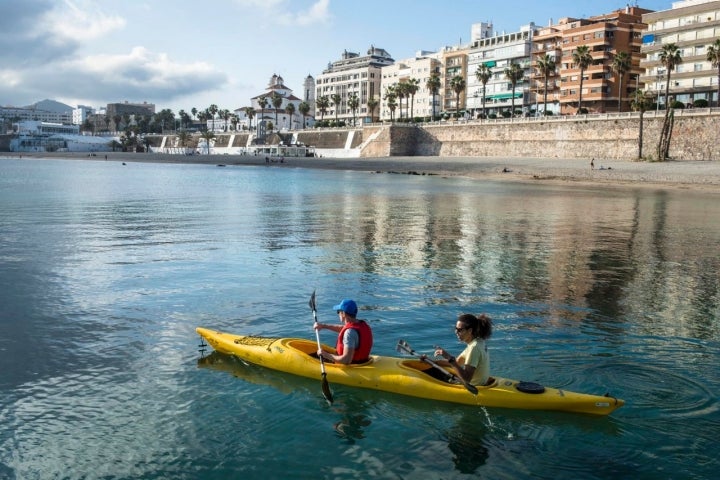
[501,111,511,118]
[671,100,685,109]
[693,99,709,108]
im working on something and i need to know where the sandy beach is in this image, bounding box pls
[5,151,720,191]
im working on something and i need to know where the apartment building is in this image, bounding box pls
[379,52,442,121]
[641,0,720,107]
[439,46,470,116]
[315,46,394,125]
[553,6,652,115]
[468,23,537,117]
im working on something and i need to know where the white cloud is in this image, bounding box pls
[45,0,126,41]
[233,0,331,26]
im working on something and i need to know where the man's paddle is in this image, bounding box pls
[397,339,478,395]
[309,290,333,405]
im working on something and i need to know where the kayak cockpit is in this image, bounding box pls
[285,338,375,366]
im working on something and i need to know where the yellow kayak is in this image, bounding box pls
[196,327,624,415]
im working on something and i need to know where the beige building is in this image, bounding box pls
[315,46,394,125]
[379,52,442,121]
[640,0,720,107]
[439,46,470,117]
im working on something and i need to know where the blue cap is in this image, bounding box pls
[333,299,358,316]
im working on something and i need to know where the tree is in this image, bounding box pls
[426,72,441,120]
[177,129,191,151]
[298,101,310,128]
[384,86,397,121]
[271,93,283,126]
[347,93,359,126]
[536,54,555,116]
[208,104,219,130]
[200,129,216,155]
[572,45,593,113]
[285,102,295,130]
[504,62,524,118]
[246,107,256,131]
[316,95,329,122]
[449,75,466,118]
[475,64,492,118]
[406,78,420,120]
[395,81,406,119]
[707,38,720,107]
[657,43,682,160]
[630,89,652,159]
[331,93,342,125]
[612,51,631,112]
[367,97,379,123]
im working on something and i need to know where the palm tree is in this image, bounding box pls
[271,93,283,127]
[316,95,329,122]
[612,51,631,112]
[395,81,406,119]
[384,86,397,121]
[331,93,342,125]
[475,64,492,119]
[449,75,466,118]
[426,72,441,120]
[630,89,652,159]
[347,93,359,126]
[244,107,256,131]
[200,129,216,155]
[657,43,682,160]
[208,104,219,130]
[572,45,593,113]
[406,78,420,120]
[536,55,555,116]
[284,102,295,130]
[504,62,524,118]
[298,101,310,128]
[706,38,720,107]
[177,129,191,148]
[367,97,379,123]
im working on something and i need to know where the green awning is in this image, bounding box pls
[487,92,523,100]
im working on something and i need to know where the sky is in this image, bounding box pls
[1,0,674,114]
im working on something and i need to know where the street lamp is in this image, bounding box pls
[656,73,663,112]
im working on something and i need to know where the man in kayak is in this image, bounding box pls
[431,314,492,385]
[315,299,374,364]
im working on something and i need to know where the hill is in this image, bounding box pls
[24,99,74,113]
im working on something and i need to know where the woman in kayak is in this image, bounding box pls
[431,313,492,385]
[315,299,374,364]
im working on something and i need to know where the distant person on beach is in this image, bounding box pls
[315,299,373,365]
[590,158,595,170]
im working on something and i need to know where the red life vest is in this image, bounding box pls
[335,320,373,363]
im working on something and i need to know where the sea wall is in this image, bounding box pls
[393,111,719,161]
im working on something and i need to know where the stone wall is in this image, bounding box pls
[408,112,719,161]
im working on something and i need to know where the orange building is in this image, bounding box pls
[532,6,653,115]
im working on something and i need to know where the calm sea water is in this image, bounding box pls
[1,157,718,479]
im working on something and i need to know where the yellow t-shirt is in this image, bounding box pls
[459,338,489,385]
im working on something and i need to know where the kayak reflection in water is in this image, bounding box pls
[427,314,493,386]
[315,299,374,365]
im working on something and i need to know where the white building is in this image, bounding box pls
[467,23,538,117]
[315,46,394,125]
[10,120,115,152]
[73,105,95,125]
[234,74,314,133]
[379,52,442,121]
[641,0,720,107]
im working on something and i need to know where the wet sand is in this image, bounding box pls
[5,152,720,191]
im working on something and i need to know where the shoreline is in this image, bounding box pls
[4,151,720,191]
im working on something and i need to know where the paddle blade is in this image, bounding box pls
[309,290,317,312]
[321,373,333,405]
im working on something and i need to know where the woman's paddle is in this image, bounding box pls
[397,339,478,395]
[309,290,333,405]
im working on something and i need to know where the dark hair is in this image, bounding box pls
[457,313,492,340]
